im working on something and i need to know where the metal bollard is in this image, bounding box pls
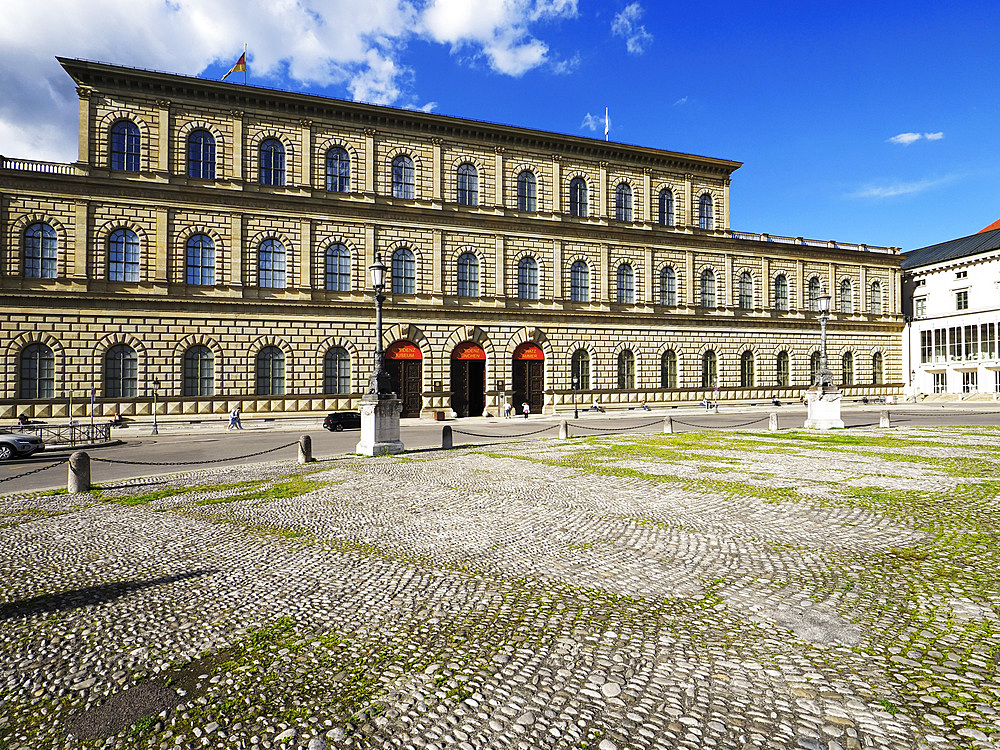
[298,434,313,464]
[768,412,779,431]
[558,420,568,439]
[663,416,674,434]
[442,425,453,449]
[68,451,91,493]
[879,410,891,428]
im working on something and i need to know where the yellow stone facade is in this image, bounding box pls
[0,58,903,421]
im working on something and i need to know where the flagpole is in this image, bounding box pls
[244,43,247,85]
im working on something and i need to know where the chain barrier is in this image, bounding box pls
[670,416,770,429]
[0,457,69,484]
[451,424,558,439]
[91,441,299,467]
[570,418,664,432]
[892,409,1000,417]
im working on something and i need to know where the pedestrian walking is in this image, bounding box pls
[503,402,512,419]
[522,402,530,419]
[228,406,243,430]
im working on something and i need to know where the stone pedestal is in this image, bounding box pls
[804,387,845,430]
[355,396,404,455]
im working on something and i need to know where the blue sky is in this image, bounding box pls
[2,0,997,251]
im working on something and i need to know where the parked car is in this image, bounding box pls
[323,411,362,431]
[0,433,45,460]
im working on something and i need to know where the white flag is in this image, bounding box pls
[604,107,609,139]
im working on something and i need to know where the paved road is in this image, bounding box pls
[2,404,998,495]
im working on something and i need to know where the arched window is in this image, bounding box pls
[658,188,674,227]
[839,278,853,314]
[870,281,882,315]
[659,266,676,306]
[326,147,350,192]
[617,263,634,303]
[774,273,788,311]
[517,170,537,212]
[259,138,285,186]
[740,350,755,387]
[661,350,677,389]
[256,346,285,395]
[324,347,351,394]
[808,276,822,311]
[810,351,821,385]
[701,350,717,388]
[738,272,753,310]
[571,349,590,390]
[392,247,415,294]
[183,345,214,397]
[186,234,215,285]
[108,228,140,282]
[617,349,635,389]
[188,129,215,179]
[518,256,538,300]
[776,351,790,387]
[24,222,57,279]
[842,352,854,385]
[109,120,140,171]
[615,183,633,222]
[104,344,137,398]
[570,260,590,302]
[20,343,54,399]
[258,238,286,289]
[569,177,588,217]
[872,352,884,385]
[325,243,351,292]
[392,155,415,199]
[457,252,479,297]
[457,163,478,206]
[700,268,716,308]
[698,193,714,230]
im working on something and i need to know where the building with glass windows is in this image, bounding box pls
[0,57,903,422]
[901,227,1000,398]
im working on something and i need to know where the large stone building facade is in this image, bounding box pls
[0,58,903,422]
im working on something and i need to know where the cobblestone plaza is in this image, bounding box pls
[2,427,999,749]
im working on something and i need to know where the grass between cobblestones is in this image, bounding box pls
[1,427,998,749]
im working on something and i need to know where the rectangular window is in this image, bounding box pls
[934,329,946,362]
[963,371,978,393]
[956,290,968,310]
[933,372,946,393]
[964,325,978,360]
[914,278,926,287]
[956,270,967,279]
[914,298,926,318]
[982,323,996,359]
[949,327,962,360]
[920,330,932,364]
[996,370,1000,393]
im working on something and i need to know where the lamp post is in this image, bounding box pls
[572,375,579,420]
[814,290,834,388]
[365,252,392,399]
[151,377,160,436]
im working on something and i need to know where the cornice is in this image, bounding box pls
[57,57,741,178]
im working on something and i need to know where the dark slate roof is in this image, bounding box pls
[901,227,1000,270]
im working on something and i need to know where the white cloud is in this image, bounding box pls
[887,131,945,145]
[674,96,688,106]
[581,113,600,131]
[611,3,653,54]
[850,176,954,199]
[550,53,582,75]
[0,0,577,162]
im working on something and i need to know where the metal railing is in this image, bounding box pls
[2,423,112,446]
[730,230,898,254]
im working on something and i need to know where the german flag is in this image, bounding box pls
[222,52,246,81]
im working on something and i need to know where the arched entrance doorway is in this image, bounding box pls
[385,341,423,418]
[512,342,544,415]
[450,342,486,417]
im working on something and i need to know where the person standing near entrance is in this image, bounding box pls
[228,406,242,430]
[503,402,512,419]
[522,402,530,419]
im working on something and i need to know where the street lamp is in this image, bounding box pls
[814,289,834,388]
[572,375,579,419]
[365,252,392,399]
[151,377,160,436]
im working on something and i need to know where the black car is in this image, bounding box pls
[323,411,362,431]
[0,433,45,460]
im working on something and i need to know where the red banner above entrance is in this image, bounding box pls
[386,341,423,360]
[513,343,544,361]
[452,342,486,360]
